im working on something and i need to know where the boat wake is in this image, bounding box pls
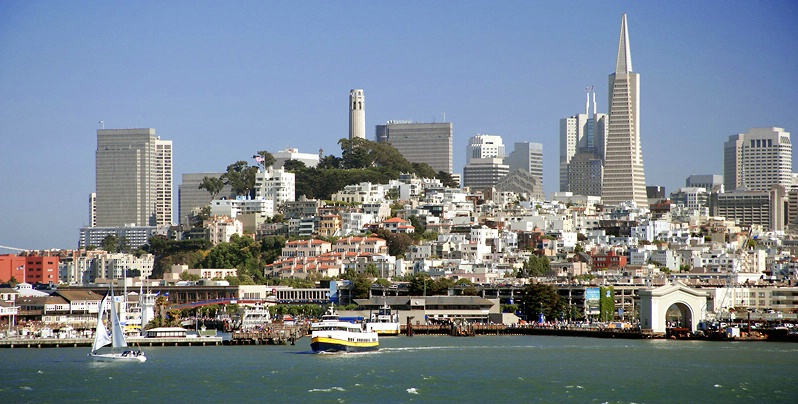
[308,386,346,393]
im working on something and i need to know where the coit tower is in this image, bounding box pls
[349,89,366,140]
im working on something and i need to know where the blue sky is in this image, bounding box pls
[1,1,797,250]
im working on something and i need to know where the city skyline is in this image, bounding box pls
[1,2,797,249]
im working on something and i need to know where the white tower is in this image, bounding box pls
[602,14,647,207]
[349,89,366,140]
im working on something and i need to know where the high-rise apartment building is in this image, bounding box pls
[255,166,296,208]
[375,121,453,173]
[602,14,647,207]
[560,89,608,195]
[723,127,792,192]
[349,89,365,140]
[154,139,173,227]
[95,128,173,227]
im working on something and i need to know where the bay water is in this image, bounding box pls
[2,335,796,403]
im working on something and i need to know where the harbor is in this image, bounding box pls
[3,335,797,403]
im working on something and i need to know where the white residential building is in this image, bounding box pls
[205,216,243,245]
[255,166,296,207]
[331,182,389,205]
[210,197,274,219]
[94,253,155,281]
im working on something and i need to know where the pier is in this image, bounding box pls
[227,325,309,346]
[404,323,649,339]
[0,336,224,349]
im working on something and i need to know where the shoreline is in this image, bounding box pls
[3,325,796,348]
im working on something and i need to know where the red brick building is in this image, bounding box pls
[0,254,60,284]
[591,250,628,270]
[25,256,60,284]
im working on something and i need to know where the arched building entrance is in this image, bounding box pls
[639,281,708,334]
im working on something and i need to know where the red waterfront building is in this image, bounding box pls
[0,254,60,284]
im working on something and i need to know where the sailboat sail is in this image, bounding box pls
[92,297,112,353]
[110,295,128,349]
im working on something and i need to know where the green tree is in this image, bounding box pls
[436,171,459,188]
[524,255,551,277]
[522,283,567,321]
[118,236,130,254]
[408,216,426,234]
[101,234,119,253]
[179,271,201,281]
[411,162,437,179]
[408,273,434,296]
[374,278,391,288]
[599,286,615,322]
[282,159,307,172]
[255,150,276,169]
[221,160,258,197]
[198,175,225,199]
[317,154,342,169]
[430,277,455,295]
[377,229,414,257]
[364,263,379,277]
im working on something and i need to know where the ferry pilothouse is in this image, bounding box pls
[310,305,379,353]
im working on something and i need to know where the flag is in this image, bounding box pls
[255,155,264,163]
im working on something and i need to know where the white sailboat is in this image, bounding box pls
[88,290,147,362]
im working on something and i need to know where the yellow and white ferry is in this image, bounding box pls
[365,302,401,336]
[310,305,379,353]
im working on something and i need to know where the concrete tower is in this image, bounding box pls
[376,121,453,173]
[463,134,508,190]
[95,128,173,227]
[349,89,366,140]
[724,127,792,191]
[560,88,607,195]
[602,14,647,207]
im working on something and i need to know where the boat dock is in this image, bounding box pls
[405,323,651,339]
[0,336,224,349]
[227,325,308,345]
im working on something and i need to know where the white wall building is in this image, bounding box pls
[273,147,319,168]
[255,166,295,207]
[205,216,244,245]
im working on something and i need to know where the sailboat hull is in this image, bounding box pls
[88,351,147,362]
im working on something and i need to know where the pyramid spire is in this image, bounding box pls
[615,14,632,74]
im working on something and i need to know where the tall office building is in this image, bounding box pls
[467,134,505,163]
[723,127,792,192]
[88,193,96,227]
[463,158,510,191]
[349,89,365,140]
[602,14,647,207]
[463,134,508,190]
[375,121,453,173]
[178,172,232,225]
[560,89,608,195]
[95,128,173,227]
[505,142,544,191]
[686,174,723,192]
